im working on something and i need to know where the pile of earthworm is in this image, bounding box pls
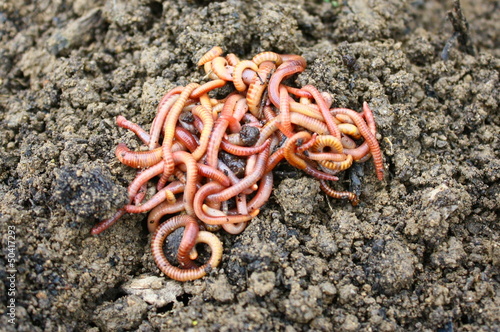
[91,46,384,281]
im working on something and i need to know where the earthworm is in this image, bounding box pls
[147,199,184,233]
[319,179,359,206]
[361,101,376,134]
[284,85,313,99]
[312,135,344,154]
[341,135,357,149]
[197,46,223,66]
[279,85,294,136]
[116,116,151,145]
[207,140,270,202]
[283,131,311,170]
[225,53,240,66]
[247,61,276,116]
[124,187,177,214]
[149,95,180,149]
[318,154,354,171]
[247,171,273,212]
[233,60,258,92]
[190,105,214,160]
[207,204,248,235]
[174,126,198,152]
[217,161,254,195]
[280,54,307,67]
[196,164,231,187]
[302,85,341,139]
[176,217,200,269]
[115,144,163,168]
[289,101,324,121]
[151,215,223,281]
[268,60,306,107]
[211,57,233,81]
[335,113,354,125]
[190,79,226,98]
[252,51,283,66]
[194,182,258,224]
[90,208,127,235]
[172,151,198,216]
[232,97,250,122]
[160,83,199,188]
[206,94,244,168]
[220,139,269,156]
[128,161,165,200]
[330,108,384,180]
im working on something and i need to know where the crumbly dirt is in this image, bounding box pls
[0,0,499,331]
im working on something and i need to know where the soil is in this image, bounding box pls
[0,0,499,331]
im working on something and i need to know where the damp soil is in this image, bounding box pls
[0,0,499,331]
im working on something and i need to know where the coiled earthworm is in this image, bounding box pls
[116,116,151,145]
[318,154,354,171]
[283,132,311,170]
[319,179,359,206]
[175,217,200,269]
[233,60,259,92]
[197,46,223,66]
[147,200,185,233]
[151,215,223,281]
[312,135,344,154]
[211,57,234,81]
[115,144,163,168]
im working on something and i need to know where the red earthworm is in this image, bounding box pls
[279,85,294,136]
[303,161,339,181]
[190,79,226,98]
[206,94,244,168]
[211,57,234,81]
[124,186,177,214]
[128,161,164,200]
[207,202,248,235]
[220,139,269,156]
[296,133,318,153]
[343,143,371,161]
[151,215,223,281]
[318,154,354,171]
[172,151,198,216]
[247,61,276,116]
[319,179,359,206]
[221,114,242,133]
[156,87,183,115]
[175,218,200,269]
[190,105,214,160]
[245,154,257,176]
[160,83,199,188]
[262,104,277,122]
[115,143,163,169]
[207,140,270,202]
[252,51,283,66]
[225,53,240,66]
[233,60,259,92]
[265,148,284,173]
[116,116,151,145]
[147,199,184,233]
[247,171,273,212]
[90,208,127,235]
[149,95,180,149]
[302,85,341,139]
[321,91,334,108]
[338,123,362,139]
[217,161,254,195]
[196,164,231,187]
[280,54,307,68]
[202,203,259,225]
[232,97,249,122]
[197,46,223,66]
[330,108,384,180]
[194,182,258,225]
[361,101,377,134]
[268,60,306,108]
[174,126,198,153]
[284,85,313,99]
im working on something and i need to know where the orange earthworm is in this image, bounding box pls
[190,105,214,160]
[210,57,234,81]
[151,215,223,281]
[190,79,226,98]
[338,123,362,139]
[149,94,180,149]
[247,61,276,116]
[233,60,258,92]
[220,139,270,156]
[225,53,240,66]
[318,154,354,171]
[252,51,283,66]
[147,199,185,233]
[268,60,306,108]
[312,135,344,154]
[283,131,312,170]
[197,46,223,66]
